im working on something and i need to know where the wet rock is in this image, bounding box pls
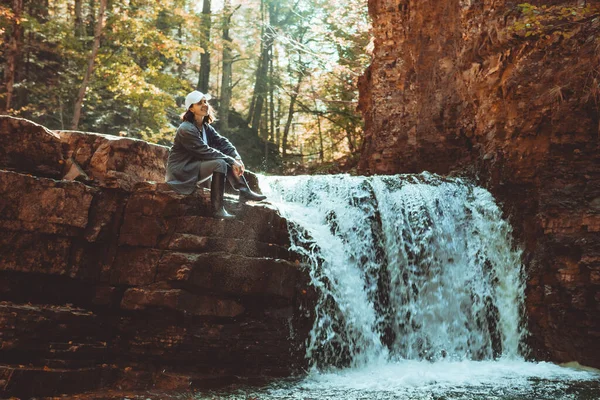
[162,233,292,259]
[156,252,300,301]
[0,364,116,398]
[121,285,245,317]
[110,247,163,286]
[0,232,72,275]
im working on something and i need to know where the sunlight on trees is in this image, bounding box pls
[0,0,371,173]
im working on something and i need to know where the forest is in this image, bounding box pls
[0,0,371,172]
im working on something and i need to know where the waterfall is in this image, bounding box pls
[260,173,527,369]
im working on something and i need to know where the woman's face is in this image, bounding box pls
[190,98,209,118]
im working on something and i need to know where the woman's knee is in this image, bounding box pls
[199,159,229,181]
[212,159,228,174]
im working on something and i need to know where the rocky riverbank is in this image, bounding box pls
[0,116,313,398]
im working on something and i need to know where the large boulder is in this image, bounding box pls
[0,116,66,178]
[56,130,169,191]
[0,169,96,237]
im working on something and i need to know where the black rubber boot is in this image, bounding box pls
[211,172,235,219]
[227,170,267,202]
[237,175,267,202]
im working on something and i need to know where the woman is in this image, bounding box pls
[165,90,266,219]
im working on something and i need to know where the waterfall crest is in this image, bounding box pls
[261,173,527,369]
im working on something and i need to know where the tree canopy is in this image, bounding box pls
[0,0,371,173]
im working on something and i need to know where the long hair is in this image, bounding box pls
[180,102,217,124]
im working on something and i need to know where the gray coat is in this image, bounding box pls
[165,121,240,194]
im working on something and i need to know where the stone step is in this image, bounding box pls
[158,233,292,260]
[155,252,301,301]
[0,271,99,306]
[110,248,303,299]
[120,285,245,318]
[54,373,249,398]
[40,357,102,369]
[0,363,116,398]
[119,187,290,248]
[114,316,304,371]
[1,342,109,367]
[166,215,255,240]
[119,212,289,249]
[0,302,108,354]
[166,213,289,246]
[154,371,243,390]
[47,341,109,358]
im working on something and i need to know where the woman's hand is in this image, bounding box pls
[233,159,244,177]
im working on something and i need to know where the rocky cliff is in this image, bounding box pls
[0,116,313,398]
[359,0,600,366]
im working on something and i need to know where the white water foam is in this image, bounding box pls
[262,173,525,366]
[205,360,599,400]
[301,360,597,390]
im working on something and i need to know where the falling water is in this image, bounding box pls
[200,173,600,400]
[262,173,526,367]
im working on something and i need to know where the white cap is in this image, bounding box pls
[184,90,212,110]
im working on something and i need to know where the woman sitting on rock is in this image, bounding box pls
[165,90,266,219]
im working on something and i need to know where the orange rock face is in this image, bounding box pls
[359,0,600,366]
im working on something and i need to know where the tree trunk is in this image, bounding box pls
[177,23,185,78]
[282,75,302,157]
[247,0,264,125]
[316,112,324,162]
[264,102,269,166]
[346,125,356,153]
[197,0,211,93]
[249,0,275,131]
[269,48,275,142]
[71,0,107,130]
[250,38,272,131]
[220,0,236,132]
[275,47,282,149]
[87,0,95,36]
[4,0,23,112]
[247,52,262,124]
[74,0,85,38]
[276,96,282,149]
[312,88,324,162]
